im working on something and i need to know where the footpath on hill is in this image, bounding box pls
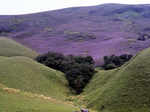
[0,83,97,112]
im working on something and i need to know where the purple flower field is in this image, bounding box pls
[1,4,150,63]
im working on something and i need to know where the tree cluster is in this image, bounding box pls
[103,54,133,70]
[35,52,95,94]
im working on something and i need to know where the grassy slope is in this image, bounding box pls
[0,37,37,58]
[0,38,79,111]
[83,48,150,112]
[0,85,77,112]
[0,56,70,100]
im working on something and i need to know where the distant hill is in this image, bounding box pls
[0,56,70,100]
[1,4,150,61]
[0,37,37,58]
[83,47,150,112]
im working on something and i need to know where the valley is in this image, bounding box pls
[1,3,150,112]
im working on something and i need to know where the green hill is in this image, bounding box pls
[0,56,70,100]
[0,37,37,58]
[0,85,77,112]
[83,48,150,112]
[0,37,79,111]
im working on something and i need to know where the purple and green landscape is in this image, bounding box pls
[2,3,150,112]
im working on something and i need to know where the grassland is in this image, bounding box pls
[83,47,150,112]
[0,37,37,58]
[0,38,80,112]
[0,37,80,111]
[0,84,78,112]
[0,56,70,100]
[2,37,150,112]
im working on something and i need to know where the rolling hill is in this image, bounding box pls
[0,38,79,111]
[83,47,150,112]
[0,37,37,58]
[0,56,70,100]
[2,4,150,112]
[1,4,150,61]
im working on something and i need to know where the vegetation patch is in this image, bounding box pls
[0,27,12,34]
[102,54,132,70]
[137,33,150,41]
[64,31,96,42]
[43,27,53,32]
[36,52,95,94]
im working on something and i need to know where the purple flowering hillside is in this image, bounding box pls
[1,4,150,62]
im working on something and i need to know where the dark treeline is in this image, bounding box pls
[35,52,95,94]
[102,54,133,70]
[35,52,133,94]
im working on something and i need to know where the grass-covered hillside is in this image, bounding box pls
[0,84,77,112]
[0,37,37,58]
[0,56,70,100]
[83,47,150,112]
[0,38,79,112]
